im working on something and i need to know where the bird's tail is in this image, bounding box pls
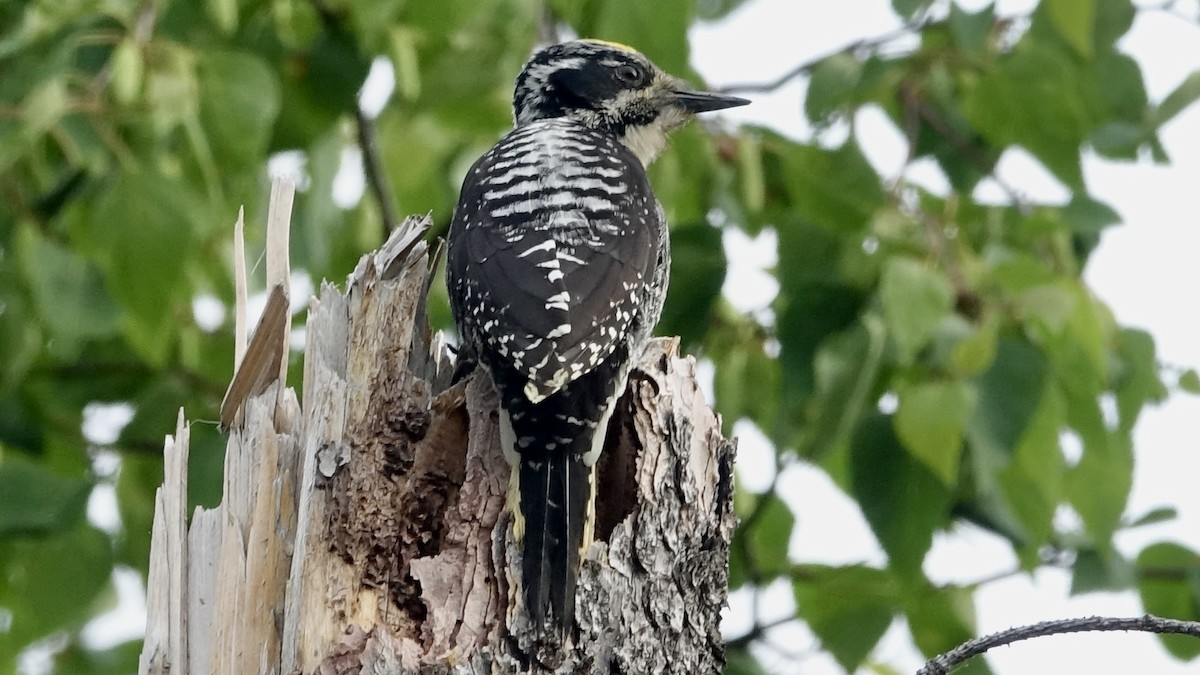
[518,442,592,638]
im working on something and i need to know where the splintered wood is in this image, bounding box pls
[140,206,736,674]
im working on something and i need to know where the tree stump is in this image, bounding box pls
[139,211,737,674]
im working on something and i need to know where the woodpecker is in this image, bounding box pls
[445,39,748,639]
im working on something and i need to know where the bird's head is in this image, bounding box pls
[512,39,749,166]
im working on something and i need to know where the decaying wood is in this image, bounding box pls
[141,203,737,674]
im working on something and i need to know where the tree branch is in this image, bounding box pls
[353,103,400,230]
[918,614,1200,675]
[1137,0,1200,25]
[713,3,1193,97]
[725,614,797,651]
[306,0,400,232]
[715,16,930,95]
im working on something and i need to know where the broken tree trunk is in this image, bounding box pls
[139,199,737,674]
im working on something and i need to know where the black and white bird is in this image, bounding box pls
[445,39,748,639]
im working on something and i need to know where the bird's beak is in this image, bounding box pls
[672,89,751,113]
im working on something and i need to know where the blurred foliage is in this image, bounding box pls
[1,0,1199,673]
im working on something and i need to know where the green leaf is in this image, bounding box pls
[778,139,886,233]
[736,134,766,216]
[1089,120,1144,160]
[996,384,1065,558]
[197,50,281,168]
[1071,547,1133,595]
[962,42,1087,188]
[142,43,200,139]
[910,92,998,193]
[879,258,955,363]
[1062,194,1121,246]
[379,113,459,224]
[649,126,722,226]
[1125,506,1178,529]
[0,78,68,174]
[1067,432,1132,545]
[951,316,1000,377]
[1135,542,1200,660]
[746,493,795,579]
[801,315,887,459]
[187,425,229,512]
[1015,284,1076,337]
[1154,70,1200,128]
[891,0,932,20]
[272,26,370,146]
[80,170,205,364]
[695,0,755,21]
[659,225,726,348]
[588,0,691,75]
[793,565,896,671]
[115,453,163,572]
[1114,328,1165,432]
[906,585,993,674]
[805,53,863,125]
[851,413,953,581]
[967,339,1049,465]
[108,39,143,105]
[207,0,239,34]
[1179,369,1200,394]
[713,338,780,435]
[53,639,143,675]
[1093,0,1136,47]
[776,218,865,411]
[1088,51,1148,124]
[293,129,349,278]
[949,3,995,55]
[0,525,113,652]
[1045,0,1095,59]
[723,649,768,675]
[894,380,976,486]
[17,226,121,352]
[388,25,423,101]
[962,339,1051,547]
[0,456,92,536]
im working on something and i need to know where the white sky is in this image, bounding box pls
[692,0,1200,673]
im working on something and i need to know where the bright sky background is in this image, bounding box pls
[692,0,1200,673]
[69,2,1200,674]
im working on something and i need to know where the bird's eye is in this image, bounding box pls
[615,65,641,84]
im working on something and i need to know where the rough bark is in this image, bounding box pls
[140,211,737,675]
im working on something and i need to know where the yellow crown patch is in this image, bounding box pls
[581,39,640,55]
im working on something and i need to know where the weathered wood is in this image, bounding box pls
[220,284,289,430]
[141,209,736,674]
[139,410,189,675]
[265,179,293,389]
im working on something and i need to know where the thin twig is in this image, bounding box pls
[354,103,400,230]
[726,614,798,651]
[912,99,1029,212]
[305,0,400,231]
[1136,0,1200,25]
[716,17,930,95]
[918,614,1200,675]
[725,460,789,652]
[715,1,1183,96]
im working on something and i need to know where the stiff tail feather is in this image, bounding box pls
[519,446,590,638]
